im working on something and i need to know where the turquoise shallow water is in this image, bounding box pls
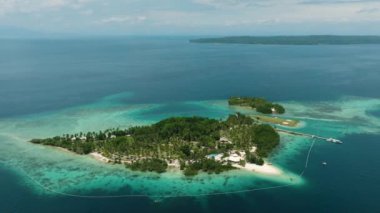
[0,93,305,198]
[1,38,380,212]
[1,93,379,200]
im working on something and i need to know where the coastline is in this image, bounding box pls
[233,162,283,175]
[89,152,110,163]
[88,151,283,176]
[228,105,300,127]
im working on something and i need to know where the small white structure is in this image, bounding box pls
[110,135,116,139]
[219,137,232,144]
[228,153,242,163]
[214,154,224,161]
[238,151,246,158]
[71,137,77,141]
[206,153,224,161]
[79,136,87,141]
[271,108,276,113]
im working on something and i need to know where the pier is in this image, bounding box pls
[277,129,343,144]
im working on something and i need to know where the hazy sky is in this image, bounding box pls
[1,0,380,36]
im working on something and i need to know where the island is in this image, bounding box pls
[228,96,285,114]
[228,97,300,127]
[190,35,380,45]
[30,113,281,176]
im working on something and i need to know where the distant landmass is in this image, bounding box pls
[190,35,380,45]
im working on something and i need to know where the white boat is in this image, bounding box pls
[327,138,343,144]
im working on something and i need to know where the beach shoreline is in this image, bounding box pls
[233,162,283,175]
[88,151,283,176]
[89,152,111,163]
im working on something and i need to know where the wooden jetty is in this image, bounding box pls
[277,129,343,144]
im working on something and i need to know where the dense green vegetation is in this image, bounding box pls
[228,97,285,114]
[190,36,380,45]
[183,159,234,176]
[30,113,280,176]
[128,117,221,143]
[252,125,280,157]
[246,152,264,166]
[126,158,168,173]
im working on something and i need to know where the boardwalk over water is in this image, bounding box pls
[277,129,343,144]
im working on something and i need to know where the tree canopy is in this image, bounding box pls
[30,114,280,176]
[229,96,285,114]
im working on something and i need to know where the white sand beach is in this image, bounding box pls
[233,162,283,175]
[89,152,110,163]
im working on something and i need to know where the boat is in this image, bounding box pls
[327,138,343,144]
[322,162,327,166]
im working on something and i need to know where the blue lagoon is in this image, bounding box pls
[0,37,380,212]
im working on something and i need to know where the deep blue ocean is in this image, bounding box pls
[0,37,380,212]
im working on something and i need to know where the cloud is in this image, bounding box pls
[193,0,274,8]
[300,0,379,4]
[0,0,92,15]
[1,0,380,35]
[43,0,66,7]
[357,7,380,13]
[98,15,147,24]
[80,9,93,15]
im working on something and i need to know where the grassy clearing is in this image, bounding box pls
[253,115,299,127]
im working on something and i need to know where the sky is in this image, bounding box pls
[0,0,380,36]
